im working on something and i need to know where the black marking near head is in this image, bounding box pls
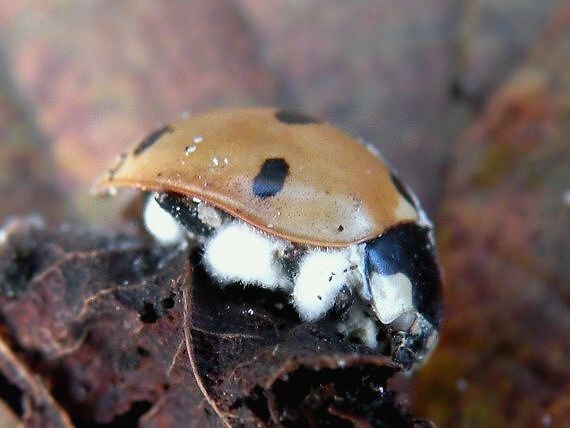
[154,192,216,239]
[252,158,290,198]
[364,224,442,327]
[133,125,174,156]
[275,109,321,125]
[390,172,416,208]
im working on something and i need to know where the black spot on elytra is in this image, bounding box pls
[252,158,290,198]
[275,109,321,125]
[390,172,416,208]
[133,125,173,156]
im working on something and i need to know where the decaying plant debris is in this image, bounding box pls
[0,217,432,427]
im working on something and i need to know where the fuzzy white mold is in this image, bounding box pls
[197,202,223,228]
[143,198,422,352]
[293,250,353,321]
[143,197,185,245]
[203,222,291,289]
[203,220,368,323]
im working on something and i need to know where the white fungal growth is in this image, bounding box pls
[293,250,353,321]
[143,197,185,245]
[203,220,366,323]
[142,197,423,353]
[197,203,223,228]
[203,222,291,290]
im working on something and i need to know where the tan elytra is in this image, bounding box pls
[94,108,417,247]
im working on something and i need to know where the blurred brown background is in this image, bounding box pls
[0,1,569,426]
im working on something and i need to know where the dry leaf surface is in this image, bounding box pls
[0,218,430,426]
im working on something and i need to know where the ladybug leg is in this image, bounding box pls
[390,315,439,370]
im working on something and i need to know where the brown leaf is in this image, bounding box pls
[0,335,73,427]
[184,256,411,426]
[0,217,430,426]
[0,217,218,426]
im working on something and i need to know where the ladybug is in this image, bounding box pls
[94,107,443,370]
